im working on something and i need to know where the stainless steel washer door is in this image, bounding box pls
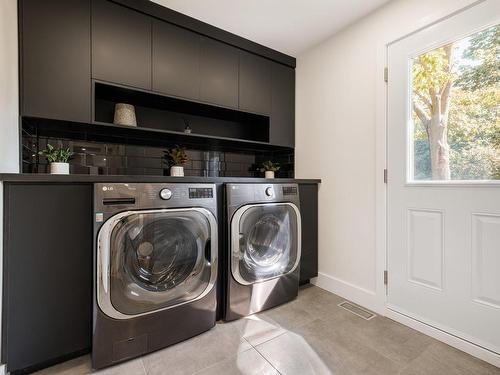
[231,203,301,285]
[97,208,217,319]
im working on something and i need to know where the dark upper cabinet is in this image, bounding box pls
[299,183,319,283]
[271,63,295,147]
[200,38,239,109]
[239,52,272,114]
[2,183,92,373]
[92,0,152,90]
[20,0,91,123]
[152,20,201,100]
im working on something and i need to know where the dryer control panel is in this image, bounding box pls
[226,183,300,208]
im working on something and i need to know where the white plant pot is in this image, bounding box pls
[50,162,70,175]
[170,166,185,177]
[265,171,275,179]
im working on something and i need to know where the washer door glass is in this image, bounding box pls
[109,210,212,315]
[232,204,299,284]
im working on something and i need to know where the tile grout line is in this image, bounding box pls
[252,343,283,375]
[188,339,256,375]
[242,321,289,349]
[139,357,148,375]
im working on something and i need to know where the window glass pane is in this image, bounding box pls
[411,24,499,181]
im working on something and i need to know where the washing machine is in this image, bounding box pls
[92,183,218,369]
[223,183,301,321]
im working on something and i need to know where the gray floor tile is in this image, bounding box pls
[292,285,346,321]
[34,355,146,375]
[32,286,500,375]
[229,314,288,346]
[287,318,402,375]
[95,358,147,375]
[142,321,251,375]
[318,306,434,366]
[193,348,279,375]
[399,342,500,375]
[258,297,318,331]
[255,328,347,375]
[34,355,92,375]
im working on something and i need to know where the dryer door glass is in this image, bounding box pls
[108,209,213,315]
[232,204,299,284]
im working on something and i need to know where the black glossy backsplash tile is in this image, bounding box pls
[23,134,294,178]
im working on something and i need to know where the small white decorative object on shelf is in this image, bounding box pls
[50,162,70,175]
[170,166,185,177]
[265,171,275,179]
[114,103,137,126]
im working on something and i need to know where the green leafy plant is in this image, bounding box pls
[259,160,280,172]
[164,146,190,166]
[38,144,73,163]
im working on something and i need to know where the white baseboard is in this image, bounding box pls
[311,272,384,315]
[386,307,500,368]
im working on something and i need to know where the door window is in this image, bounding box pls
[109,210,212,315]
[232,204,299,284]
[411,23,499,181]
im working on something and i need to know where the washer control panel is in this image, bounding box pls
[95,183,217,213]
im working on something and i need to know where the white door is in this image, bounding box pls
[387,0,500,356]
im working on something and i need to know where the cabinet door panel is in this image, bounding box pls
[92,0,151,90]
[152,20,200,100]
[299,184,319,283]
[2,184,92,373]
[239,52,272,114]
[21,0,91,123]
[200,38,239,108]
[271,64,295,147]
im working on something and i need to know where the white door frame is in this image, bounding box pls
[374,0,500,367]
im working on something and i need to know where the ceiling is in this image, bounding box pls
[151,0,391,56]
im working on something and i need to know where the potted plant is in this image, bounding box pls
[39,144,73,175]
[260,160,280,179]
[164,146,190,176]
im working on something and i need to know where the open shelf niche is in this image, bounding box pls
[93,81,270,143]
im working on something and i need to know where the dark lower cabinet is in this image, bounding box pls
[20,0,91,123]
[299,183,319,283]
[92,0,152,90]
[2,184,93,374]
[271,64,295,147]
[239,51,272,115]
[200,38,239,109]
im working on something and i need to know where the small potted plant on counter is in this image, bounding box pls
[39,144,73,175]
[164,146,190,177]
[260,160,280,179]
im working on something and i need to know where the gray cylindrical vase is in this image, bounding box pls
[113,103,137,127]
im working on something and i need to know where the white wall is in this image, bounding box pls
[0,0,20,173]
[295,0,478,312]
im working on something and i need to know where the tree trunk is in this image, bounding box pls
[428,112,451,180]
[429,45,453,180]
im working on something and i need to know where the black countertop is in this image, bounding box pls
[0,174,321,184]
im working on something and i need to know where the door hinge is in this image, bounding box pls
[384,270,388,285]
[384,67,388,83]
[383,169,388,183]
